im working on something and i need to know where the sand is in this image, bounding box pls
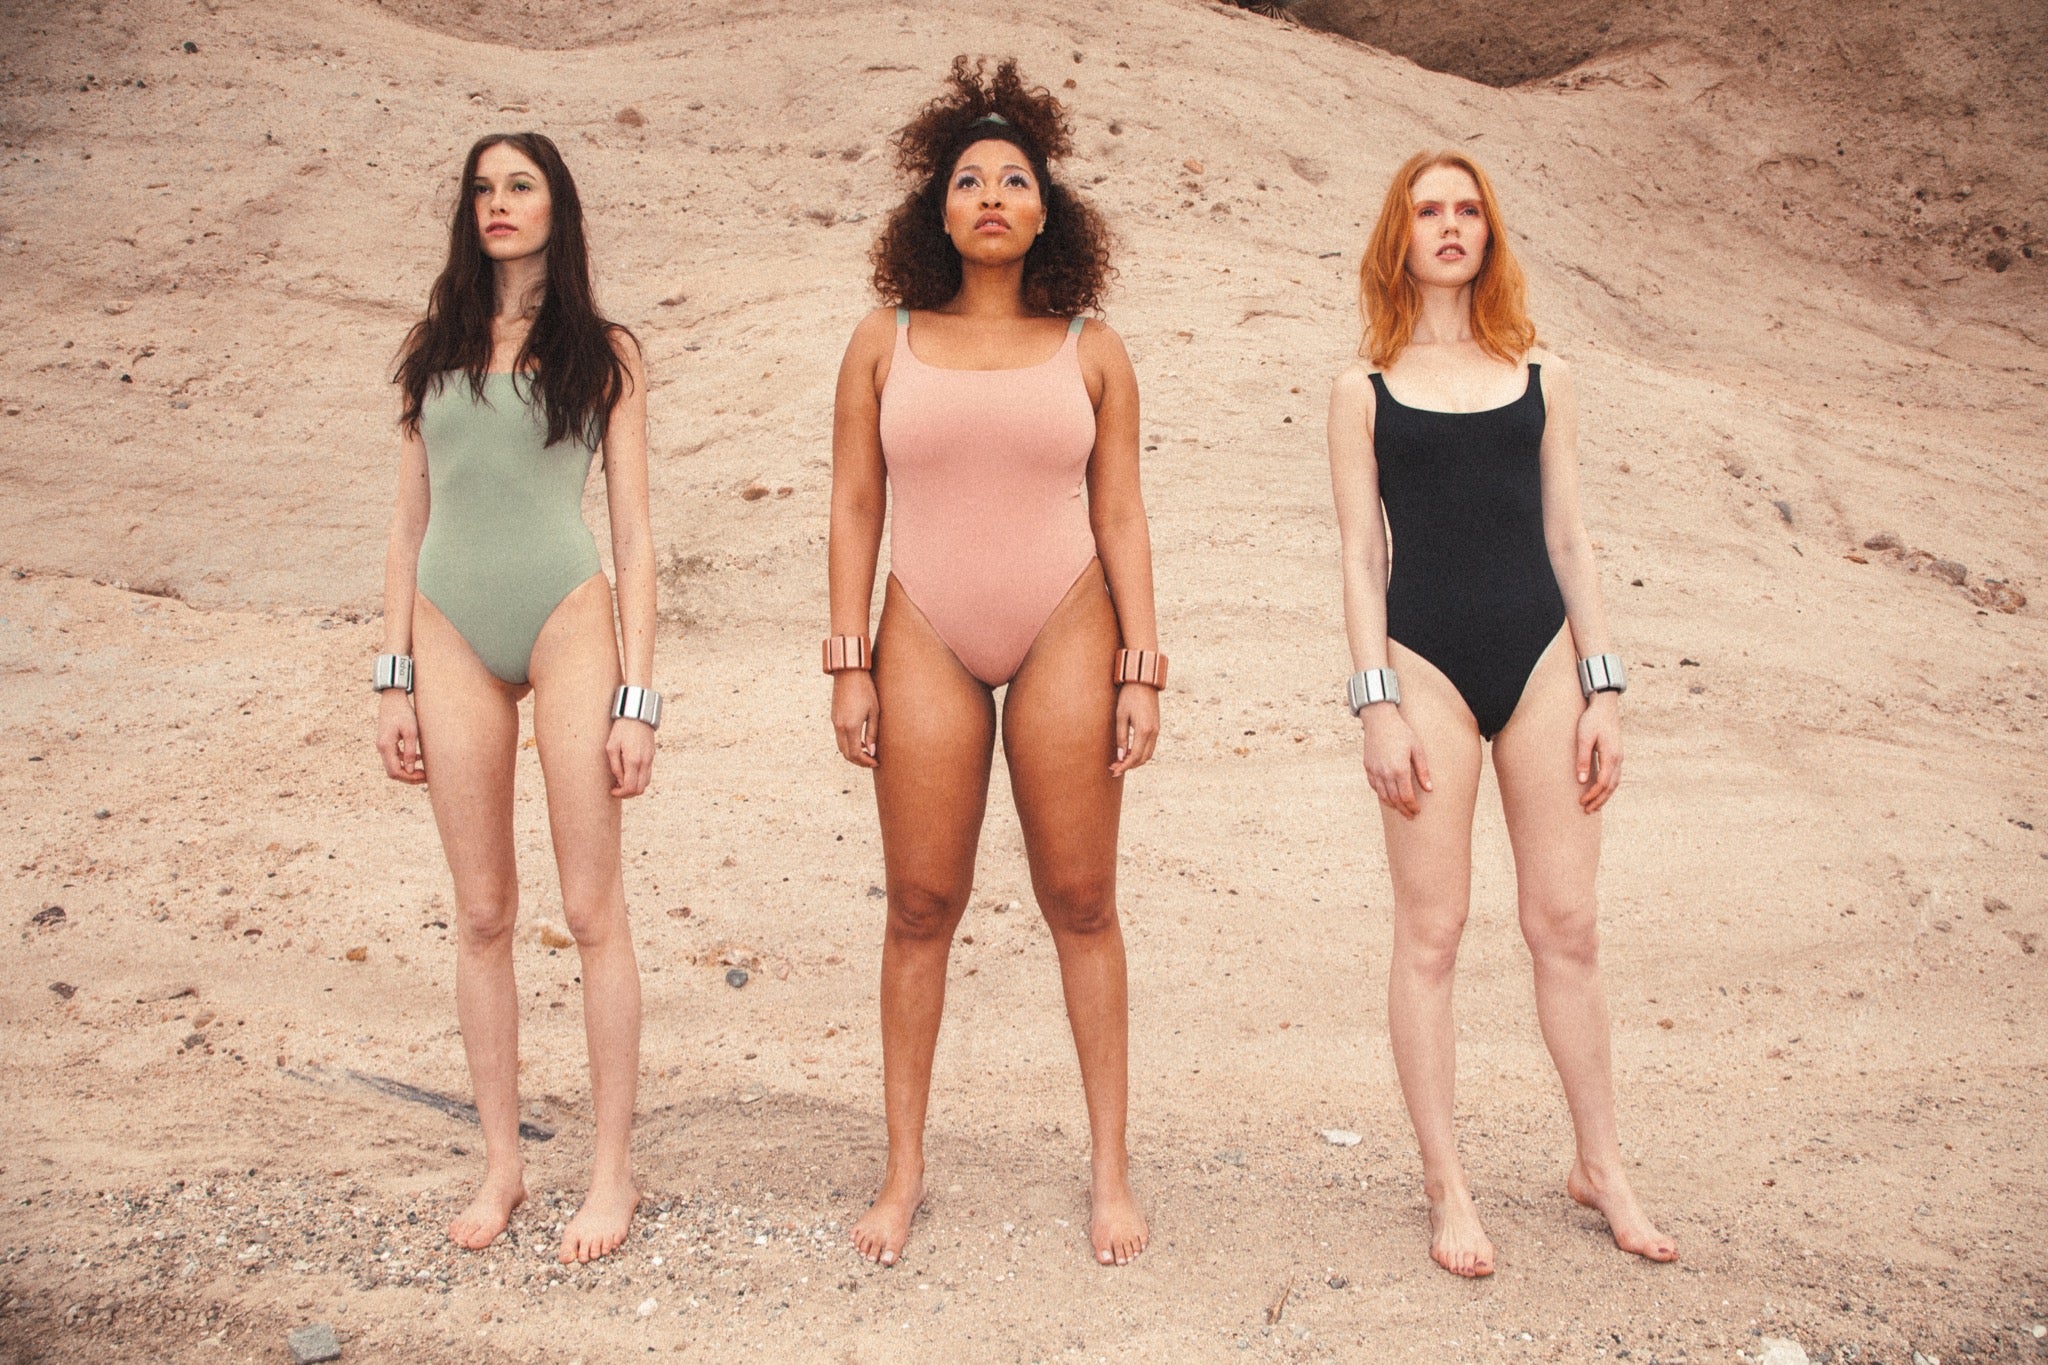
[1,0,2044,1360]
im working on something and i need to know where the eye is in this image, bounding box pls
[472,182,490,195]
[1417,206,1438,218]
[1459,204,1482,218]
[953,173,980,191]
[1002,172,1031,190]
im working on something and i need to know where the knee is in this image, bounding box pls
[1520,898,1600,967]
[457,897,518,950]
[1036,873,1118,939]
[561,894,625,947]
[1394,909,1468,983]
[886,881,968,945]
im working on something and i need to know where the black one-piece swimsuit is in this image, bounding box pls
[1370,364,1567,740]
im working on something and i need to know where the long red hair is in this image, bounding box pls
[1359,150,1535,368]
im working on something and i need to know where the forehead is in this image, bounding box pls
[476,143,545,180]
[1410,164,1483,204]
[951,138,1033,174]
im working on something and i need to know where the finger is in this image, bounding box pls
[1575,728,1596,787]
[1411,744,1433,794]
[1394,770,1417,817]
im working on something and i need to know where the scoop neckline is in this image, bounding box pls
[898,314,1078,374]
[1374,363,1537,416]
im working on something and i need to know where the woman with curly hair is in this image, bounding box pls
[1326,150,1675,1276]
[825,57,1161,1268]
[376,132,656,1264]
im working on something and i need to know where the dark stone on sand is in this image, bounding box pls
[31,905,65,927]
[1929,558,1968,585]
[286,1322,341,1363]
[50,982,76,1000]
[1863,531,1903,551]
[1772,499,1793,524]
[726,967,750,989]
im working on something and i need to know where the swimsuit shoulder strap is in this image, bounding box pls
[1066,316,1085,336]
[895,306,910,327]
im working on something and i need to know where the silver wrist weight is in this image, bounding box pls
[611,685,662,730]
[373,654,414,694]
[1346,668,1401,715]
[1576,653,1627,698]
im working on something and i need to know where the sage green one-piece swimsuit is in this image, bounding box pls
[416,372,601,685]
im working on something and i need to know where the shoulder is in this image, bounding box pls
[1073,315,1129,362]
[606,324,645,371]
[846,305,900,355]
[1526,345,1570,384]
[1329,361,1379,410]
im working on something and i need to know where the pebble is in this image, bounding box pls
[2031,1324,2045,1339]
[285,1321,341,1364]
[539,924,574,950]
[1913,1352,1940,1365]
[725,968,750,988]
[93,807,111,819]
[1772,499,1793,524]
[31,905,65,927]
[636,1296,657,1317]
[1756,1338,1811,1365]
[1863,530,1903,551]
[1929,559,1968,586]
[1319,1129,1362,1147]
[50,981,76,1000]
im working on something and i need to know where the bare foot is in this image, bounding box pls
[1569,1159,1677,1263]
[1425,1185,1496,1277]
[557,1172,639,1264]
[850,1163,924,1267]
[447,1170,526,1251]
[1089,1164,1149,1266]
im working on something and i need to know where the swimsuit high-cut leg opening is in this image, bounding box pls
[1484,622,1574,743]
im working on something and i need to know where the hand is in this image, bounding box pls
[1110,682,1161,776]
[832,669,879,768]
[376,690,427,784]
[1576,692,1622,812]
[607,716,656,798]
[1360,704,1430,817]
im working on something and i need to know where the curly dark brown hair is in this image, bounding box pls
[870,56,1114,316]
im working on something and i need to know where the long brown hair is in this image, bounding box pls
[869,56,1114,316]
[395,132,635,448]
[1359,150,1535,369]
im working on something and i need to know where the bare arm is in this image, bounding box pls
[1533,353,1623,809]
[602,333,655,691]
[375,424,430,783]
[826,308,895,767]
[1328,363,1431,815]
[1080,322,1161,775]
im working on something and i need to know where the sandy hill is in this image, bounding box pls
[1,0,2042,1360]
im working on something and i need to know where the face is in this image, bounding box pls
[1403,164,1489,289]
[942,138,1045,265]
[473,142,552,261]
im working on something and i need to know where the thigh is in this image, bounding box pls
[1490,628,1600,898]
[1001,563,1122,889]
[873,575,998,896]
[1378,640,1484,908]
[526,574,624,893]
[412,592,523,901]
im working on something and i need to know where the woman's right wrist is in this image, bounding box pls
[822,634,871,674]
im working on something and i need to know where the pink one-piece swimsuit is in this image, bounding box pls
[878,308,1100,686]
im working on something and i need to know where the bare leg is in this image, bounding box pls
[1003,564,1147,1267]
[530,574,643,1264]
[1493,631,1675,1263]
[852,576,996,1267]
[412,594,529,1250]
[1379,641,1492,1276]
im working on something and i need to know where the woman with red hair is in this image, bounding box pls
[1326,151,1675,1276]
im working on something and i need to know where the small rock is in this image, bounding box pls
[1326,1275,1348,1289]
[1929,558,1968,586]
[1985,897,2010,914]
[667,906,691,919]
[1968,578,2026,613]
[615,107,646,128]
[725,967,750,989]
[636,1296,657,1317]
[1772,499,1793,524]
[539,924,574,950]
[285,1322,342,1364]
[183,1032,206,1050]
[1183,158,1204,175]
[2030,1324,2045,1339]
[31,905,65,927]
[93,807,111,819]
[1756,1337,1811,1365]
[1319,1129,1362,1147]
[1913,1352,1939,1365]
[181,40,199,54]
[866,885,885,899]
[740,485,770,501]
[344,946,367,962]
[1862,530,1903,551]
[50,982,77,1000]
[1657,1017,1676,1029]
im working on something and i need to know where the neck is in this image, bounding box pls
[493,253,548,321]
[949,257,1031,317]
[1409,279,1474,347]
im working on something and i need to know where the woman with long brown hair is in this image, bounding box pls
[1327,150,1675,1276]
[826,57,1161,1268]
[375,131,656,1264]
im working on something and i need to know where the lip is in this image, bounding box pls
[973,213,1010,233]
[485,222,517,235]
[1435,243,1465,259]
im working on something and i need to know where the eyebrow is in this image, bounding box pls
[955,162,1031,175]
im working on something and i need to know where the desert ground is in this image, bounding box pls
[1,0,2044,1360]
